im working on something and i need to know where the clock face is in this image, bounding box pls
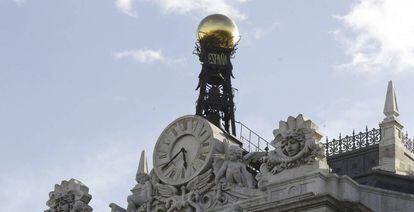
[153,115,214,185]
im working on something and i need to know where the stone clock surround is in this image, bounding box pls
[153,115,239,186]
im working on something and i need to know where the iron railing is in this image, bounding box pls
[402,132,414,154]
[235,121,270,152]
[325,127,381,157]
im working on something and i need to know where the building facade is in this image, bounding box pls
[44,14,414,212]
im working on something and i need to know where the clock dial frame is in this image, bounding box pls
[153,115,220,186]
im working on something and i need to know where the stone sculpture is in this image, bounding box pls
[149,169,214,212]
[200,143,263,210]
[127,151,154,212]
[108,115,325,211]
[144,143,262,212]
[215,144,254,188]
[45,178,93,212]
[256,114,326,187]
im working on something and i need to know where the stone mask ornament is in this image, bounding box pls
[259,114,325,175]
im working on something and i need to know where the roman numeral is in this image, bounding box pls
[201,147,210,155]
[193,159,204,169]
[181,167,186,179]
[158,152,167,159]
[191,119,199,132]
[197,123,205,136]
[170,128,178,137]
[193,121,204,136]
[186,119,192,133]
[200,133,210,144]
[178,120,188,131]
[199,154,207,161]
[159,144,170,153]
[156,152,169,166]
[169,169,176,178]
[199,129,207,137]
[191,165,198,174]
[164,165,176,177]
[159,134,174,153]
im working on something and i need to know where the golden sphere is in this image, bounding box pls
[197,14,240,48]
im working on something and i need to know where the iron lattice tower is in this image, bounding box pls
[194,37,237,136]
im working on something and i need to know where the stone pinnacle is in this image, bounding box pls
[137,150,148,175]
[383,80,399,121]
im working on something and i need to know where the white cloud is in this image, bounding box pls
[251,21,280,39]
[115,0,249,21]
[335,0,414,73]
[115,0,138,17]
[149,0,248,20]
[113,49,184,64]
[114,49,164,63]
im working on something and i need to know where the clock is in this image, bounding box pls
[153,115,226,186]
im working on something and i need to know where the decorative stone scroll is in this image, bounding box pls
[256,114,326,187]
[45,178,92,212]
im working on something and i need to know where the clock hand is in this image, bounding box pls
[162,148,184,170]
[182,148,188,169]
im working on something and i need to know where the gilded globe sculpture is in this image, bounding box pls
[197,14,240,48]
[195,14,239,136]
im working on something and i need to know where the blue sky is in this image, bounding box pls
[1,0,414,211]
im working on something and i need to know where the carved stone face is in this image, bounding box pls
[227,145,242,161]
[55,199,70,212]
[281,138,301,157]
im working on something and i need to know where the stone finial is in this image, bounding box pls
[383,80,399,121]
[137,150,149,175]
[45,178,92,212]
